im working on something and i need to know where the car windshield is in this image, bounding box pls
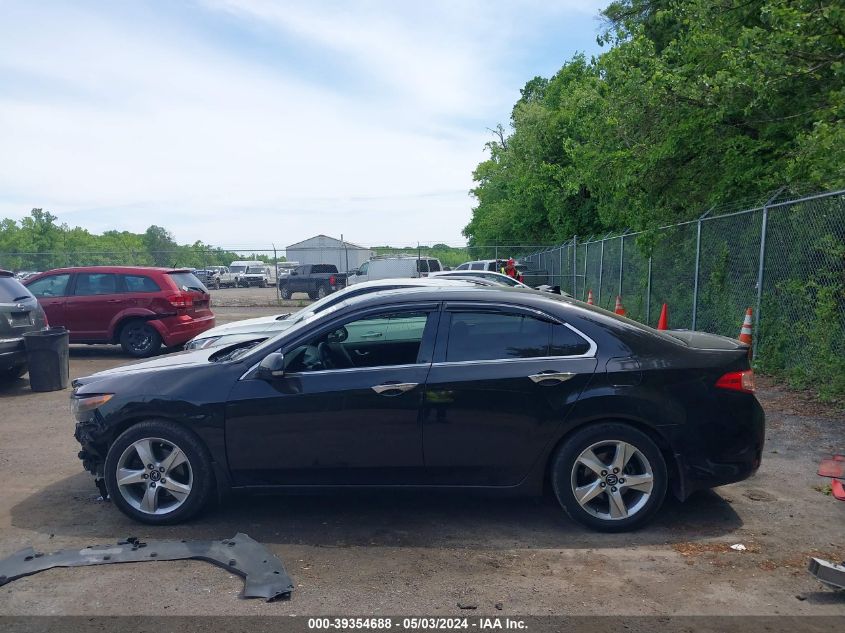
[246,267,265,274]
[0,276,34,302]
[229,266,247,273]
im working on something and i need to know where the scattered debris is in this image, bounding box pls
[0,532,294,601]
[730,544,748,551]
[795,594,807,601]
[457,602,478,610]
[808,558,845,591]
[495,602,503,610]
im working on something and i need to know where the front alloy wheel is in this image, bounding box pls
[105,420,214,524]
[552,423,667,532]
[115,437,193,515]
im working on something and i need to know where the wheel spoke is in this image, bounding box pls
[577,449,607,476]
[620,472,653,493]
[608,489,628,519]
[133,439,156,468]
[574,480,604,506]
[162,478,191,501]
[116,468,146,486]
[610,442,633,473]
[140,484,160,513]
[160,447,187,472]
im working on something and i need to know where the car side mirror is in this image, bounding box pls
[256,352,285,380]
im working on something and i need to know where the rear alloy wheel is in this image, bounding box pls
[316,285,328,299]
[552,423,667,532]
[120,321,162,358]
[105,420,214,525]
[279,285,291,300]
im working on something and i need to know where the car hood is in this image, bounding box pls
[199,314,295,337]
[74,347,223,387]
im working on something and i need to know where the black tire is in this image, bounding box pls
[259,279,267,288]
[279,285,291,300]
[316,284,328,299]
[1,365,27,381]
[307,291,317,300]
[104,419,215,525]
[551,422,668,532]
[214,278,220,290]
[119,320,162,358]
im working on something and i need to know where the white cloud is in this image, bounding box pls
[0,0,603,247]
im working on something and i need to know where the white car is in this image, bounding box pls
[346,256,443,285]
[185,276,490,350]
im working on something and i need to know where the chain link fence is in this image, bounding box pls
[522,189,845,398]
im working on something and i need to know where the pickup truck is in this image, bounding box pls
[278,264,346,300]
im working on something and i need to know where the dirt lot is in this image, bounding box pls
[0,305,843,616]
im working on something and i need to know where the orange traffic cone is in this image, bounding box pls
[656,303,669,330]
[614,296,626,316]
[738,307,753,345]
[586,289,594,305]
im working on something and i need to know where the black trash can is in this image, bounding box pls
[23,327,70,392]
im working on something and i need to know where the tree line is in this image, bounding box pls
[464,0,844,246]
[0,209,271,272]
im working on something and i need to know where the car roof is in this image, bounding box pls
[25,266,192,276]
[0,269,13,277]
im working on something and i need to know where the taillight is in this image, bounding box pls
[329,275,336,286]
[168,292,194,309]
[715,369,755,393]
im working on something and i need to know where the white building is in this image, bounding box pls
[285,235,372,273]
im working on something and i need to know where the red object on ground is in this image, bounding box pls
[614,296,626,316]
[657,303,669,330]
[818,455,845,501]
[586,289,594,305]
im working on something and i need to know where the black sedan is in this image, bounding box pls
[72,287,764,531]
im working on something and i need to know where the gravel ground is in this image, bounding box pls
[0,306,843,616]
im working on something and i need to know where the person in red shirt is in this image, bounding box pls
[502,258,524,283]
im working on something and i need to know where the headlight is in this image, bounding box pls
[71,394,114,421]
[186,336,221,350]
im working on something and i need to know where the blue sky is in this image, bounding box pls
[0,0,605,247]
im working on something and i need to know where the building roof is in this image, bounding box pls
[286,234,369,250]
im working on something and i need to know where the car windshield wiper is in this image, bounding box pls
[11,295,31,302]
[181,285,206,293]
[275,313,291,321]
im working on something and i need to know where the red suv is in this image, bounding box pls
[24,267,215,357]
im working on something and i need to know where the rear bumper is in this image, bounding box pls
[670,393,766,499]
[150,313,216,347]
[0,338,26,370]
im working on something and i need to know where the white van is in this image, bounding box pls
[347,256,443,285]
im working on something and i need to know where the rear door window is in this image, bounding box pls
[416,260,429,273]
[73,273,120,296]
[427,260,441,272]
[122,275,161,293]
[550,323,591,356]
[455,263,469,270]
[446,311,551,362]
[470,263,485,270]
[26,274,71,298]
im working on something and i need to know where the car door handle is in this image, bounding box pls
[371,382,418,395]
[528,372,576,385]
[360,331,383,339]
